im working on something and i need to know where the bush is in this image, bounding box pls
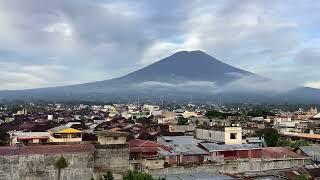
[123,170,165,180]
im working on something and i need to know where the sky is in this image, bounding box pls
[0,0,319,90]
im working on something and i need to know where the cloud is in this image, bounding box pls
[134,75,298,95]
[305,81,320,89]
[295,48,320,66]
[43,22,73,37]
[0,0,319,90]
[219,75,298,94]
[0,62,72,90]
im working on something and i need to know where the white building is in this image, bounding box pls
[196,126,242,145]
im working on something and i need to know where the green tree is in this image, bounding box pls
[254,128,279,147]
[103,170,114,180]
[123,170,164,180]
[54,155,68,180]
[294,175,309,180]
[177,117,188,125]
[205,110,226,119]
[277,139,292,147]
[247,109,274,118]
[291,140,309,149]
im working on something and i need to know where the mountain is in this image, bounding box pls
[0,50,320,103]
[111,50,254,83]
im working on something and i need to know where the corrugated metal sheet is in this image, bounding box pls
[300,145,320,162]
[200,143,261,152]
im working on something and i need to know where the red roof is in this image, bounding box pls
[0,144,95,156]
[130,147,160,153]
[129,139,162,147]
[129,139,171,153]
[262,147,302,159]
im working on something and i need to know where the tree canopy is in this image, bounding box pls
[254,128,279,147]
[177,117,189,125]
[54,155,68,180]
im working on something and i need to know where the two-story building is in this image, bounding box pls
[47,125,82,143]
[196,126,242,144]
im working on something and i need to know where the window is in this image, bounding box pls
[71,133,81,138]
[230,133,237,139]
[113,137,118,140]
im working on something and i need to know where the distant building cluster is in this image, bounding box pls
[0,102,320,179]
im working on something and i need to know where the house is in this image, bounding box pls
[245,137,266,147]
[196,126,242,144]
[128,139,175,170]
[95,130,128,145]
[157,136,209,165]
[311,113,320,120]
[282,132,320,144]
[274,165,320,180]
[199,143,262,161]
[8,131,50,146]
[47,125,82,143]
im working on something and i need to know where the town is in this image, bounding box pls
[0,101,320,179]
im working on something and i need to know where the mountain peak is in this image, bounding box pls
[118,50,253,83]
[171,50,209,57]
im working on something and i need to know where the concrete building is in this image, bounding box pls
[95,130,128,145]
[128,139,170,171]
[93,130,130,179]
[182,111,199,118]
[196,126,242,144]
[8,131,50,146]
[309,107,318,115]
[199,143,262,161]
[281,132,320,144]
[47,125,82,143]
[143,105,160,112]
[0,130,130,180]
[47,115,53,120]
[157,136,209,165]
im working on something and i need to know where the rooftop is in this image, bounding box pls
[262,147,303,159]
[0,144,95,156]
[48,125,82,134]
[199,143,261,152]
[299,145,320,161]
[94,130,129,137]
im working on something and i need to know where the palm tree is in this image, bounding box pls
[54,155,68,180]
[103,170,114,180]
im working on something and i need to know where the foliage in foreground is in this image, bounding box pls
[103,170,114,180]
[54,155,68,180]
[123,170,165,180]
